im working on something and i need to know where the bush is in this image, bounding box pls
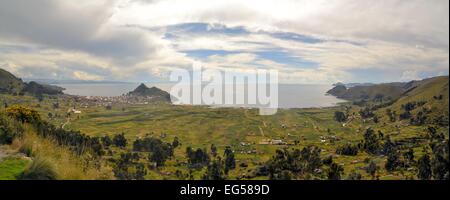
[6,105,41,123]
[19,156,57,180]
[336,143,359,156]
[113,133,127,148]
[186,147,210,168]
[266,146,323,180]
[0,112,24,144]
[334,111,347,122]
[359,107,375,119]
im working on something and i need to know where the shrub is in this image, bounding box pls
[6,105,41,123]
[113,133,127,148]
[334,111,347,122]
[336,143,359,156]
[0,112,24,144]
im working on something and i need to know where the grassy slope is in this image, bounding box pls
[384,76,449,118]
[1,91,440,180]
[0,124,114,180]
[0,68,24,94]
[1,76,448,180]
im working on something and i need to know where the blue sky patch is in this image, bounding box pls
[166,23,249,35]
[255,50,319,69]
[268,32,323,44]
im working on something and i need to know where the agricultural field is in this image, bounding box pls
[1,90,446,180]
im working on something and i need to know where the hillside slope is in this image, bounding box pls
[0,68,64,96]
[328,76,448,103]
[383,76,449,123]
[0,68,25,95]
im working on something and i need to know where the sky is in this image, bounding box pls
[0,0,448,84]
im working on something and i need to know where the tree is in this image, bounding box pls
[202,158,225,180]
[418,154,432,180]
[363,128,382,155]
[210,144,217,157]
[382,136,395,155]
[403,148,415,165]
[366,161,377,179]
[113,153,146,180]
[336,143,358,156]
[334,111,347,122]
[430,140,449,180]
[113,133,127,148]
[186,147,210,168]
[266,146,323,180]
[327,162,344,180]
[385,149,403,172]
[148,145,167,167]
[172,137,180,148]
[224,146,236,174]
[101,135,112,148]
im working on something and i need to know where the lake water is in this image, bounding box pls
[55,83,346,109]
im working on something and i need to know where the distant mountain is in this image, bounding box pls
[327,76,449,103]
[126,83,171,102]
[23,78,132,85]
[0,68,63,96]
[23,81,64,96]
[328,81,415,102]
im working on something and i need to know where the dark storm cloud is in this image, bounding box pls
[0,0,157,65]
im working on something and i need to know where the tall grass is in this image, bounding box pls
[11,125,114,180]
[20,155,57,180]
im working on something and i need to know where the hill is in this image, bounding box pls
[0,68,64,96]
[126,83,171,102]
[0,68,25,95]
[327,76,448,103]
[382,76,449,125]
[327,82,409,102]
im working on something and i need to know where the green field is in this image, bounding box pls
[0,76,448,180]
[1,94,442,180]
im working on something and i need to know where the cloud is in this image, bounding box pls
[0,0,448,83]
[119,0,449,49]
[73,71,104,81]
[0,0,159,65]
[400,70,421,81]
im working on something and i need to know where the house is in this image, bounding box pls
[67,108,82,114]
[271,139,287,145]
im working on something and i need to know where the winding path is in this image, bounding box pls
[61,118,70,129]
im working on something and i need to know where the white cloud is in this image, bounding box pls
[73,71,105,81]
[0,0,448,83]
[400,70,420,81]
